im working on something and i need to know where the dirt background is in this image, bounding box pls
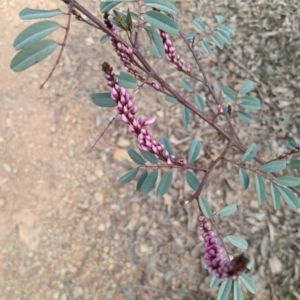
[0,0,299,300]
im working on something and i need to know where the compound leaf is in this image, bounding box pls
[193,19,206,31]
[201,40,211,55]
[13,21,60,50]
[185,171,200,191]
[210,33,224,49]
[259,161,286,173]
[144,11,179,35]
[255,174,266,204]
[140,150,158,164]
[216,204,237,216]
[278,186,300,211]
[136,170,148,192]
[144,25,165,58]
[239,168,250,190]
[239,80,254,94]
[242,143,257,162]
[156,171,173,196]
[19,8,62,20]
[217,279,232,300]
[237,111,253,123]
[10,39,57,72]
[115,72,137,88]
[90,93,117,107]
[118,168,138,184]
[181,79,193,92]
[270,183,281,210]
[220,86,236,103]
[140,169,158,194]
[240,95,261,110]
[194,93,205,112]
[241,273,257,294]
[226,235,248,250]
[188,139,201,163]
[198,196,212,218]
[182,106,190,126]
[128,149,145,165]
[275,176,300,187]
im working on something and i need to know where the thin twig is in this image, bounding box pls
[40,1,74,89]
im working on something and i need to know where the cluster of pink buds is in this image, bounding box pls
[103,13,144,81]
[102,62,187,167]
[198,216,248,280]
[157,29,191,73]
[278,144,300,160]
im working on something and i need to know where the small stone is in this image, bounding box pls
[95,169,104,178]
[94,192,104,204]
[86,175,97,183]
[250,200,259,209]
[140,244,149,253]
[78,202,89,210]
[3,164,11,173]
[98,224,105,232]
[163,194,172,206]
[73,286,84,299]
[269,256,282,275]
[60,294,67,300]
[53,291,60,300]
[85,37,94,46]
[114,233,120,240]
[0,199,6,207]
[117,137,130,147]
[131,203,140,212]
[126,219,136,231]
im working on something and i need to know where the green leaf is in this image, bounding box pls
[144,0,177,15]
[165,95,178,104]
[193,19,206,31]
[185,33,196,41]
[188,139,201,163]
[128,149,145,165]
[185,171,200,191]
[182,106,190,126]
[156,171,173,196]
[270,183,281,210]
[216,204,237,216]
[144,26,165,58]
[210,275,221,288]
[140,170,158,194]
[287,141,297,150]
[118,168,139,185]
[217,279,232,300]
[220,86,236,103]
[226,25,235,36]
[100,1,122,13]
[194,94,205,112]
[239,168,250,190]
[288,160,300,169]
[210,33,224,49]
[237,111,253,123]
[200,40,211,55]
[226,235,248,250]
[159,136,173,156]
[217,30,231,45]
[198,196,212,218]
[240,95,261,110]
[239,80,254,94]
[241,273,257,294]
[144,11,179,35]
[242,143,257,162]
[278,186,300,211]
[90,93,117,107]
[259,160,286,173]
[181,79,193,92]
[234,281,244,300]
[19,8,62,20]
[10,39,57,72]
[140,150,158,164]
[255,174,266,204]
[136,170,148,192]
[275,176,300,187]
[115,72,137,89]
[214,15,223,24]
[100,34,109,44]
[13,21,60,50]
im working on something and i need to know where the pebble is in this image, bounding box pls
[268,256,282,275]
[0,199,6,207]
[60,294,67,300]
[117,137,130,147]
[53,291,60,300]
[86,175,97,183]
[73,286,84,299]
[94,192,104,204]
[3,163,11,173]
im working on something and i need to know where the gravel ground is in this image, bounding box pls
[0,0,299,300]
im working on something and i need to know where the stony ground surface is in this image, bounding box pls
[0,0,299,300]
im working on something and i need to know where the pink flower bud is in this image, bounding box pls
[121,114,129,124]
